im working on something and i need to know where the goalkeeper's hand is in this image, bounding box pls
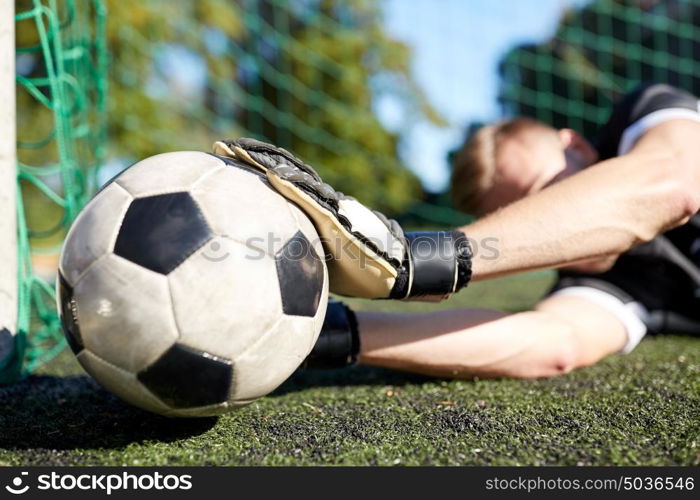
[213,138,473,300]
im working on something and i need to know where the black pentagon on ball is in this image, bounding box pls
[137,343,232,409]
[114,192,212,275]
[57,271,84,354]
[275,231,324,317]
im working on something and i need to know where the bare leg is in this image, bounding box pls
[357,295,628,379]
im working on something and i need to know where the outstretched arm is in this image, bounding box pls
[357,294,629,379]
[465,120,700,281]
[214,120,698,301]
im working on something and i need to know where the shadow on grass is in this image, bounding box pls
[272,365,439,397]
[0,375,216,450]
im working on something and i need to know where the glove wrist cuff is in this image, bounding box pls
[394,230,472,300]
[453,230,474,290]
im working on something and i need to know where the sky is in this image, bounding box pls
[378,0,590,192]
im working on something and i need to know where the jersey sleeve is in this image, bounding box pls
[595,83,700,160]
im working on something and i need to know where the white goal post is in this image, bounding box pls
[0,0,17,356]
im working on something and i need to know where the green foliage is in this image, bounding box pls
[106,0,442,213]
[497,0,700,137]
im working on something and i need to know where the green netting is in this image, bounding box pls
[8,0,107,382]
[498,0,700,138]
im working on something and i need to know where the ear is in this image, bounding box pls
[558,128,577,148]
[559,128,598,165]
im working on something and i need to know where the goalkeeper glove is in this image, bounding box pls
[213,138,472,300]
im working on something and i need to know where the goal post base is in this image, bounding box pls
[0,329,25,386]
[0,0,19,382]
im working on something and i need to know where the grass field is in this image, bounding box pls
[0,273,697,466]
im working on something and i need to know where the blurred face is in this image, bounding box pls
[481,128,598,213]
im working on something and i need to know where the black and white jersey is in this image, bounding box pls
[550,83,700,353]
[595,82,700,160]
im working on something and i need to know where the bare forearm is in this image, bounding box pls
[462,121,700,281]
[464,157,648,280]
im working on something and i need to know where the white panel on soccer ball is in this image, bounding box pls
[191,166,299,255]
[116,151,223,198]
[231,314,319,402]
[77,350,171,415]
[168,237,283,360]
[74,254,179,373]
[59,183,132,286]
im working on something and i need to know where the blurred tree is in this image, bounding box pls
[103,0,444,213]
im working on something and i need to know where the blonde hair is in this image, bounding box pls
[451,118,557,215]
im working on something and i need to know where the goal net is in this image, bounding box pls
[0,0,107,384]
[498,0,700,140]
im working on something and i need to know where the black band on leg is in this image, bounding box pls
[303,301,359,370]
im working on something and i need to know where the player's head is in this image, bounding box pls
[451,118,599,215]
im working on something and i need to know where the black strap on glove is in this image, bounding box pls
[396,231,473,299]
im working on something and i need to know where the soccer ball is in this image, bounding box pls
[57,151,328,417]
